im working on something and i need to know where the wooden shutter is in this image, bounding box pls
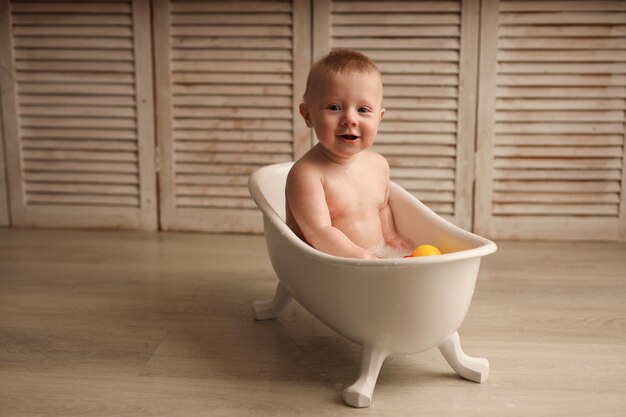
[154,0,310,233]
[0,98,8,226]
[475,0,626,241]
[314,0,480,229]
[0,0,157,230]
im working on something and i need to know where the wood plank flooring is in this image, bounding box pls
[0,229,624,416]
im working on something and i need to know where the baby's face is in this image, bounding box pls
[301,71,385,161]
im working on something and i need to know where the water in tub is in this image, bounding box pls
[369,243,413,259]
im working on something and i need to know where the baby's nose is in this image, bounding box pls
[341,109,358,126]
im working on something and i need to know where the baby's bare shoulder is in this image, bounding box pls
[287,155,324,190]
[363,151,390,173]
[289,155,321,177]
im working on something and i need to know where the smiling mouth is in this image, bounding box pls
[340,135,359,141]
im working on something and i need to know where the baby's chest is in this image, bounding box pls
[324,178,385,218]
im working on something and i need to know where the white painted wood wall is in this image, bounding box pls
[0,0,625,241]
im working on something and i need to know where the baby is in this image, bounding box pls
[286,49,413,259]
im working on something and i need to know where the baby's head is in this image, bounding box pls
[303,49,383,105]
[300,49,385,161]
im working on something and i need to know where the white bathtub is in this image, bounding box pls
[249,162,497,407]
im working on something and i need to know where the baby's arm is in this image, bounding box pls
[380,201,413,250]
[379,164,413,250]
[286,164,373,259]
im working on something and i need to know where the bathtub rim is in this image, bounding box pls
[249,162,497,267]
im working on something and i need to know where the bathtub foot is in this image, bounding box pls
[252,283,292,320]
[342,345,388,408]
[438,331,489,383]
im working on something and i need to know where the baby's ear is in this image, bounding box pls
[379,107,386,122]
[299,103,313,128]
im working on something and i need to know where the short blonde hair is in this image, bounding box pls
[303,49,382,102]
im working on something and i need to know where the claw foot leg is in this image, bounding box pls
[342,345,388,408]
[252,283,292,320]
[438,331,489,383]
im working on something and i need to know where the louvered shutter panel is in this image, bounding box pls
[475,0,626,241]
[314,0,479,229]
[0,100,8,226]
[0,0,157,230]
[154,0,310,233]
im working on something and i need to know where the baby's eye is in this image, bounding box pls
[358,107,371,113]
[327,104,341,111]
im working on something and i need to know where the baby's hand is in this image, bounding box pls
[386,236,414,250]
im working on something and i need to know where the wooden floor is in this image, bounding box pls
[0,229,624,416]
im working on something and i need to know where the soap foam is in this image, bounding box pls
[369,243,412,259]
